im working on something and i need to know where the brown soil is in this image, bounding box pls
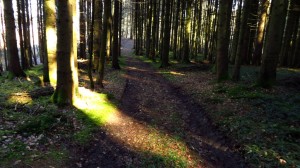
[70,39,246,167]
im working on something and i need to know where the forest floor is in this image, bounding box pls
[0,39,299,167]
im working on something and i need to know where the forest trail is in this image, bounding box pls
[71,39,245,167]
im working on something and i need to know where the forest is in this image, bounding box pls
[0,0,299,167]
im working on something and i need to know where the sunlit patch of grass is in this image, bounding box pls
[74,87,119,126]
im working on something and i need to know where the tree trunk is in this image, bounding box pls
[145,0,153,58]
[112,0,121,69]
[88,0,95,90]
[232,0,251,81]
[216,0,233,81]
[252,0,269,65]
[182,0,191,63]
[96,0,110,88]
[279,0,300,67]
[45,0,57,85]
[160,0,171,67]
[52,0,77,105]
[93,0,103,70]
[3,0,26,77]
[79,0,87,59]
[258,0,288,87]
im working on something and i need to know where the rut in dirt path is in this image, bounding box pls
[70,39,246,168]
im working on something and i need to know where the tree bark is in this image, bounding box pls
[96,0,110,88]
[92,0,103,70]
[45,0,57,85]
[52,0,77,105]
[252,0,269,66]
[160,0,171,67]
[3,0,26,77]
[258,0,288,87]
[112,0,121,69]
[216,0,233,81]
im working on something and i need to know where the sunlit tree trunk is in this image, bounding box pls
[45,0,57,85]
[216,0,233,81]
[52,0,77,105]
[106,1,112,63]
[258,0,288,87]
[252,0,269,66]
[0,5,8,70]
[3,0,26,77]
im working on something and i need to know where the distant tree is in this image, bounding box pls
[258,0,288,87]
[216,0,233,81]
[52,0,77,105]
[3,0,26,77]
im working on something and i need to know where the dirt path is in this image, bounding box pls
[71,39,245,167]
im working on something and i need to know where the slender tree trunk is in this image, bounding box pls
[41,0,50,82]
[160,0,171,67]
[216,0,233,81]
[150,0,158,61]
[45,0,57,85]
[106,1,112,63]
[232,0,251,81]
[145,0,152,58]
[3,0,26,77]
[279,0,300,67]
[79,0,87,59]
[29,0,37,65]
[182,0,192,63]
[112,0,121,69]
[88,0,95,90]
[172,0,180,60]
[0,4,8,70]
[230,0,242,64]
[16,0,26,69]
[96,0,110,88]
[93,0,103,70]
[25,0,33,67]
[252,0,269,65]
